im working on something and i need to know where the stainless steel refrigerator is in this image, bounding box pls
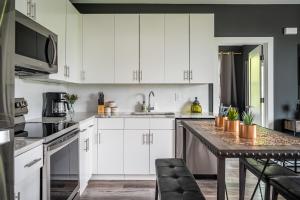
[0,0,15,199]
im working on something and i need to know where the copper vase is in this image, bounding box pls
[225,120,240,132]
[215,116,227,128]
[239,124,256,139]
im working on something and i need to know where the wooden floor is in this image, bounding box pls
[80,159,285,200]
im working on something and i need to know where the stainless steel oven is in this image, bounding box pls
[43,129,80,200]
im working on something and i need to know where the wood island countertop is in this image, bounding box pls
[181,119,300,159]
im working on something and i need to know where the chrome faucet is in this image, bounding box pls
[148,91,155,112]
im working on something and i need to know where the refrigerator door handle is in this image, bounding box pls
[0,130,10,145]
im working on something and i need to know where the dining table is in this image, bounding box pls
[181,119,300,200]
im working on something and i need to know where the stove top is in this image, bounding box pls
[15,121,79,143]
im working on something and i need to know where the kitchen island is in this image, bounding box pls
[181,119,300,200]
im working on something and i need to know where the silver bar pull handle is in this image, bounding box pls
[27,0,31,17]
[142,134,146,144]
[98,132,101,144]
[24,158,42,168]
[190,70,193,80]
[31,2,36,20]
[88,125,94,128]
[150,133,153,144]
[140,70,142,82]
[15,192,20,200]
[84,139,88,152]
[87,138,90,151]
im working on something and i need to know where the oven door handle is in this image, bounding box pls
[46,129,79,154]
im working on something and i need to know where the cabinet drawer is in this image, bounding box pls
[124,118,150,129]
[15,145,43,183]
[150,118,175,130]
[98,118,124,129]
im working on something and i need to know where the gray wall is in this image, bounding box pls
[74,4,300,130]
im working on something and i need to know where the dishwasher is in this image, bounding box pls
[176,119,217,178]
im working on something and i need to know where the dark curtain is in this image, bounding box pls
[220,53,238,107]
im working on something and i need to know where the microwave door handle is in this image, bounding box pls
[49,35,57,65]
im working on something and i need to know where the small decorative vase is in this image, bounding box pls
[239,123,256,139]
[68,104,75,120]
[215,116,227,128]
[225,120,240,132]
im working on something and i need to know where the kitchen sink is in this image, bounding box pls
[131,112,175,116]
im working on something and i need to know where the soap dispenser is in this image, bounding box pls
[191,97,202,113]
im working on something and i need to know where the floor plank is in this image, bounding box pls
[80,159,285,200]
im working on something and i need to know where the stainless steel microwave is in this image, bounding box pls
[15,11,58,76]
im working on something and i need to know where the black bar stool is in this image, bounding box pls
[270,176,300,200]
[240,158,297,200]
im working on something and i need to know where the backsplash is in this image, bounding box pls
[15,78,210,119]
[66,84,209,114]
[15,78,67,119]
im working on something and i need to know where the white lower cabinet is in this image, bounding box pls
[98,130,124,174]
[14,145,43,200]
[124,130,150,174]
[96,118,175,177]
[79,118,95,195]
[149,130,174,174]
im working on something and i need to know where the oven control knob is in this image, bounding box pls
[15,102,21,108]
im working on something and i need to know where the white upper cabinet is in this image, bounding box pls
[37,0,67,81]
[164,14,190,84]
[140,14,165,83]
[114,15,140,84]
[15,0,29,17]
[190,14,216,84]
[65,1,82,83]
[82,14,115,83]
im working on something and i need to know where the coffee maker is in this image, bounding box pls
[42,92,70,117]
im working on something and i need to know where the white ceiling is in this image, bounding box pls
[71,0,300,4]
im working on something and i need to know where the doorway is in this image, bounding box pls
[218,44,267,127]
[247,45,265,125]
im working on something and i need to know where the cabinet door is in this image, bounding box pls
[38,0,67,81]
[115,14,139,84]
[165,14,189,84]
[140,14,165,83]
[65,1,82,83]
[98,130,124,174]
[190,14,216,84]
[15,171,40,200]
[83,14,115,83]
[124,130,149,174]
[87,123,95,179]
[92,123,98,174]
[16,0,29,17]
[149,130,174,174]
[79,129,88,194]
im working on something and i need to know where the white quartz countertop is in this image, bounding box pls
[27,112,215,123]
[14,138,43,157]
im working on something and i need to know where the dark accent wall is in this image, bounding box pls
[74,4,300,130]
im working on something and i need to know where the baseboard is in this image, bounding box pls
[91,174,156,180]
[193,174,218,180]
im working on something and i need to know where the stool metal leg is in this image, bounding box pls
[271,189,278,200]
[250,159,270,200]
[264,183,271,200]
[155,181,158,200]
[239,159,246,200]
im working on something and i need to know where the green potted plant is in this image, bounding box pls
[240,111,256,139]
[225,107,239,132]
[215,105,228,128]
[64,93,78,114]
